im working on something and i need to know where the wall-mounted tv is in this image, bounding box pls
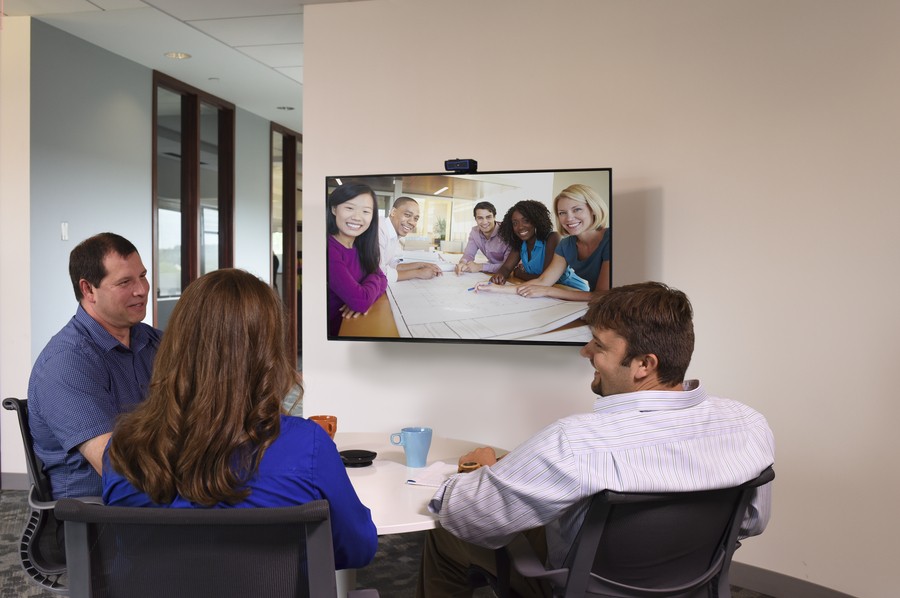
[326,168,611,346]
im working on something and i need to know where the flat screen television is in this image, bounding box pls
[326,168,611,346]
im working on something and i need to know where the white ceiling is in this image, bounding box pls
[2,0,360,132]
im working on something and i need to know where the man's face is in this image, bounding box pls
[83,252,150,333]
[389,201,420,238]
[475,209,496,235]
[580,327,638,397]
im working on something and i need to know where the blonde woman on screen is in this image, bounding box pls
[475,184,611,300]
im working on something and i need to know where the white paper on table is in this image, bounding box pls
[385,274,588,340]
[405,461,457,487]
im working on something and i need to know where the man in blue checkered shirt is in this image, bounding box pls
[28,233,162,498]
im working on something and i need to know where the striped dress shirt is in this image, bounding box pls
[429,380,775,568]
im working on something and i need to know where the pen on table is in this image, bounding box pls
[467,282,492,292]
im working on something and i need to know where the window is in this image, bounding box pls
[153,72,234,329]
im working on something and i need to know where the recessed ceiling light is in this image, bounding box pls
[164,52,191,60]
[277,106,295,111]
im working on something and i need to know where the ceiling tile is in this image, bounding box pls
[189,14,303,46]
[275,66,303,85]
[239,44,303,68]
[143,0,302,21]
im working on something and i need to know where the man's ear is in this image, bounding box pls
[80,279,97,303]
[633,353,660,381]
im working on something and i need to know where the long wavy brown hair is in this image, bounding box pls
[107,268,301,506]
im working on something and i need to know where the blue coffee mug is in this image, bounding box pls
[390,427,433,468]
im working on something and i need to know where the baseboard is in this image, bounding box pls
[731,562,857,598]
[1,472,29,490]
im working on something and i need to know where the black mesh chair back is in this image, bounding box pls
[3,397,68,593]
[55,498,341,598]
[500,466,775,598]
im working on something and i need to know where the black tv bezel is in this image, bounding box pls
[326,167,612,348]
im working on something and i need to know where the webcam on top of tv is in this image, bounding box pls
[444,158,478,174]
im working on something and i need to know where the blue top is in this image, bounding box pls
[554,228,611,291]
[102,415,378,570]
[520,239,588,291]
[28,305,161,498]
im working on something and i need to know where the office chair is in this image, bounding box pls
[491,466,775,598]
[55,498,380,598]
[3,397,69,594]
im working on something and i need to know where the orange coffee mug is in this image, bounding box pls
[310,415,337,439]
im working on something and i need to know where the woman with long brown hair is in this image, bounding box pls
[102,268,376,569]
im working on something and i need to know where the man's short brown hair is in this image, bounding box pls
[585,282,694,385]
[69,233,138,301]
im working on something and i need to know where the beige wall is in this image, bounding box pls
[0,17,31,477]
[302,1,900,595]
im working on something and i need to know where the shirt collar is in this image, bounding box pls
[382,215,399,242]
[74,304,145,353]
[592,379,706,414]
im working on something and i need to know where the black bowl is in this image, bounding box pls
[340,449,377,468]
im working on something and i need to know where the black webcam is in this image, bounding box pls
[444,158,478,174]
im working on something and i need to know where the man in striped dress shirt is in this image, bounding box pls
[418,282,775,597]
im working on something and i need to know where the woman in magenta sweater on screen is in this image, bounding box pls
[326,183,388,337]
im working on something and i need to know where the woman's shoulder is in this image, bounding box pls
[557,235,577,251]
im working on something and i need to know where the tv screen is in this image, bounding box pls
[326,168,611,346]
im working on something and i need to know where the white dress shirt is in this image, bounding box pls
[429,380,775,568]
[378,215,401,283]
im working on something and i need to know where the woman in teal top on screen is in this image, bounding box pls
[102,268,377,570]
[475,184,610,300]
[489,199,589,291]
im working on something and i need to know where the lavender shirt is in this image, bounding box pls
[460,224,511,274]
[327,236,387,337]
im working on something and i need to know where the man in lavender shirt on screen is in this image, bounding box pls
[417,282,775,597]
[454,201,511,275]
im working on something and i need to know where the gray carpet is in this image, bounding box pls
[0,489,772,597]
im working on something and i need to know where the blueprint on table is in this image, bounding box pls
[385,273,588,340]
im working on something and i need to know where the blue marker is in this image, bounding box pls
[467,282,492,292]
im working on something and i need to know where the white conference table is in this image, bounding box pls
[333,432,494,595]
[336,432,487,534]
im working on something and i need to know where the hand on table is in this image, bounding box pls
[455,261,483,275]
[515,282,553,298]
[340,304,369,319]
[415,263,443,279]
[458,447,498,469]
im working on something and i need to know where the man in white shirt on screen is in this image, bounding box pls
[379,196,443,282]
[417,281,775,597]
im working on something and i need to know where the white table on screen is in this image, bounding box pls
[333,432,494,596]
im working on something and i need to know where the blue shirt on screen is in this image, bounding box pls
[102,415,378,570]
[28,305,161,499]
[554,228,611,291]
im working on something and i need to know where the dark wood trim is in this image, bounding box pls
[271,123,302,363]
[182,91,199,284]
[218,104,235,268]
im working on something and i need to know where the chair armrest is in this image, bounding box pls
[76,496,104,505]
[27,486,55,511]
[504,534,569,585]
[29,489,103,510]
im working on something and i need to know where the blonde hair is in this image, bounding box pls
[553,184,609,234]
